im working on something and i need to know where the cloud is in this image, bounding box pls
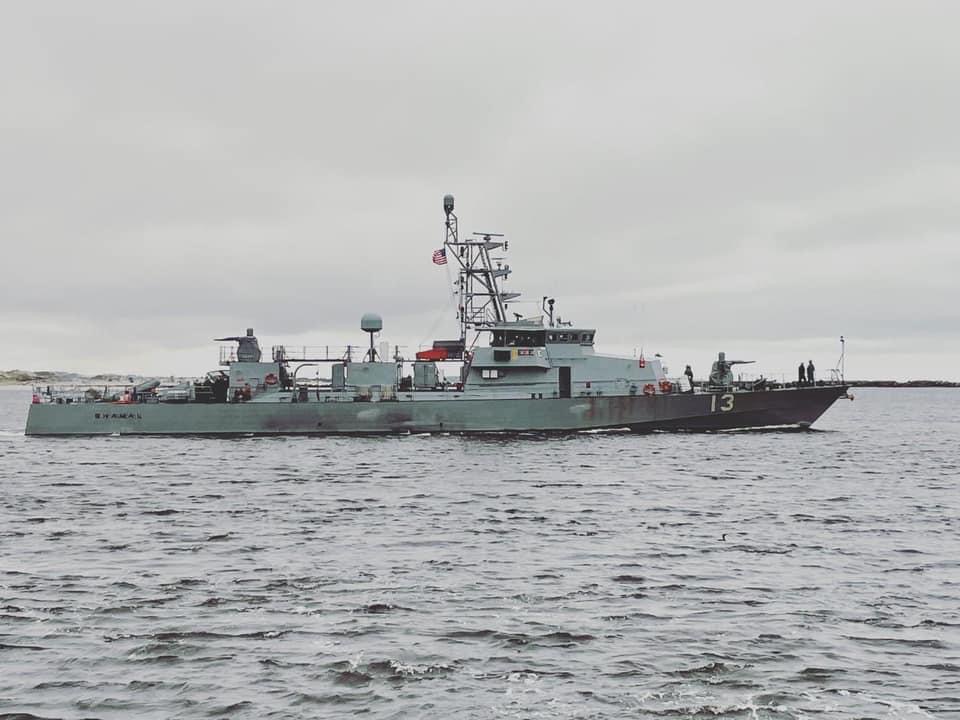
[1,1,958,380]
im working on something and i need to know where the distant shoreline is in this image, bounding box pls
[2,370,957,388]
[842,380,959,388]
[0,371,150,387]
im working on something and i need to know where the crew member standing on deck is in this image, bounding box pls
[807,360,815,385]
[798,362,806,387]
[684,365,694,393]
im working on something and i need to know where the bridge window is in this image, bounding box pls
[493,330,545,347]
[481,369,505,379]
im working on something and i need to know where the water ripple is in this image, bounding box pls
[0,386,958,718]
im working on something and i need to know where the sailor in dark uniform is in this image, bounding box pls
[798,362,806,387]
[807,360,815,385]
[684,365,694,393]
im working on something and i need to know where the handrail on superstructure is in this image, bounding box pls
[272,345,358,363]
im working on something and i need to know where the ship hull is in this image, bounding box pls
[24,385,847,436]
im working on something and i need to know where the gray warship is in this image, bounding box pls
[26,195,849,436]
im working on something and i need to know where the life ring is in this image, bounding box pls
[264,373,278,386]
[643,383,656,396]
[659,380,673,394]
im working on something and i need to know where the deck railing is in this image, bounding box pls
[271,345,358,362]
[34,382,194,404]
[35,384,139,404]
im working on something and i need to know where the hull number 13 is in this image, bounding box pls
[711,394,735,412]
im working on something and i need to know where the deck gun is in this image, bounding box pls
[708,351,755,388]
[214,328,262,363]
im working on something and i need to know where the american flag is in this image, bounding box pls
[432,248,447,265]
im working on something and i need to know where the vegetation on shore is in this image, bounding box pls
[0,370,141,386]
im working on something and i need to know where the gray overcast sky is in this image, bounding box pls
[2,1,958,381]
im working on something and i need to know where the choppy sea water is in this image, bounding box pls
[0,386,958,719]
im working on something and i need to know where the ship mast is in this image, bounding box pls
[442,194,520,344]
